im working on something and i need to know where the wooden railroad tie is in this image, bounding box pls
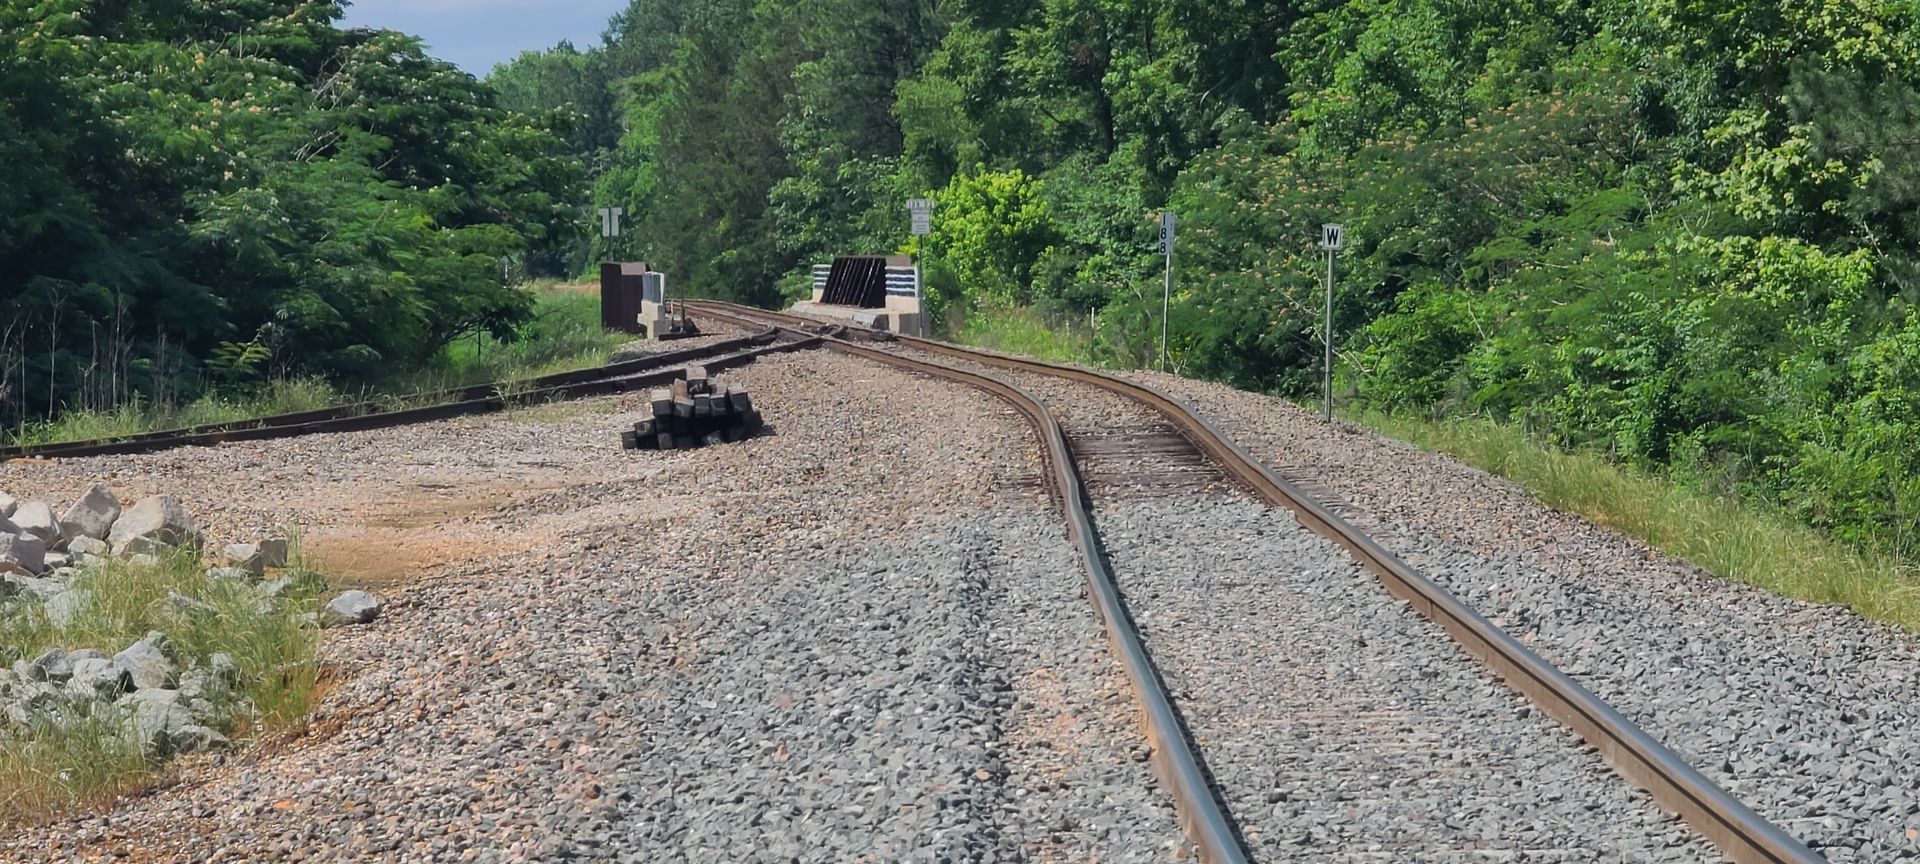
[620,366,762,451]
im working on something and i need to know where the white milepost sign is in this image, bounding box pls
[1160,210,1177,253]
[598,207,624,239]
[1320,223,1344,251]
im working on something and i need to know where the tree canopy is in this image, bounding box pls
[0,0,577,421]
[485,0,1920,557]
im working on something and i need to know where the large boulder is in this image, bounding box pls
[258,538,290,568]
[221,543,265,578]
[0,534,45,577]
[65,535,107,565]
[112,632,178,690]
[43,586,90,627]
[28,648,74,683]
[123,688,194,755]
[66,657,132,700]
[11,502,64,548]
[107,495,196,555]
[58,484,120,542]
[321,590,383,628]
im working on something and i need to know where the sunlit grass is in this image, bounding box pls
[955,305,1096,365]
[1357,409,1920,630]
[0,548,329,820]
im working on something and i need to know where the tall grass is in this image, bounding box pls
[1358,410,1920,630]
[0,548,328,819]
[15,378,343,447]
[955,305,1096,365]
[11,285,623,448]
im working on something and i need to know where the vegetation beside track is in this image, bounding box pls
[0,548,331,820]
[8,286,623,448]
[1356,410,1920,631]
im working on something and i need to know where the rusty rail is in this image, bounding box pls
[4,327,795,460]
[684,299,1823,864]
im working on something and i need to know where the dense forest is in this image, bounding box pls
[487,0,1920,559]
[5,1,1919,558]
[0,1,577,424]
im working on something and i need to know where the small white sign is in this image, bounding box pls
[907,199,935,236]
[1320,223,1345,251]
[1160,210,1177,253]
[598,207,624,238]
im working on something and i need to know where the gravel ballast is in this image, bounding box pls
[882,342,1715,859]
[1124,368,1920,861]
[0,351,1179,862]
[1100,500,1714,861]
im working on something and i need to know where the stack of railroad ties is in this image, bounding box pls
[621,365,763,451]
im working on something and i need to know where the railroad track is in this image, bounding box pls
[4,292,1825,861]
[682,299,1821,864]
[0,325,802,460]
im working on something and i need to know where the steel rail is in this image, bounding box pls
[4,330,803,460]
[818,335,1253,864]
[683,299,1823,864]
[2,328,783,460]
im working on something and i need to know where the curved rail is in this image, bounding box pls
[684,299,1823,864]
[4,328,797,460]
[686,299,1248,860]
[3,328,786,460]
[822,337,1252,864]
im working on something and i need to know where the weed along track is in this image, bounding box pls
[685,300,1822,864]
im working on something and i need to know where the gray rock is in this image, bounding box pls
[6,574,59,599]
[321,590,383,628]
[160,590,217,619]
[10,502,62,548]
[125,550,161,568]
[66,657,131,700]
[58,484,120,542]
[124,688,193,754]
[5,680,74,729]
[113,632,178,690]
[206,566,253,583]
[42,551,70,572]
[108,495,196,554]
[169,723,228,755]
[208,652,239,683]
[66,648,104,662]
[11,659,44,683]
[221,543,265,578]
[0,492,16,518]
[258,537,290,568]
[0,533,46,577]
[43,587,90,627]
[66,535,108,562]
[258,569,325,602]
[29,648,73,683]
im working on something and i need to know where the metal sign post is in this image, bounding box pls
[1160,210,1176,372]
[908,199,934,337]
[598,207,624,260]
[1319,223,1345,423]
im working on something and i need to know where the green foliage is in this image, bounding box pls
[16,0,1920,569]
[921,168,1061,308]
[0,0,579,432]
[1358,409,1920,631]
